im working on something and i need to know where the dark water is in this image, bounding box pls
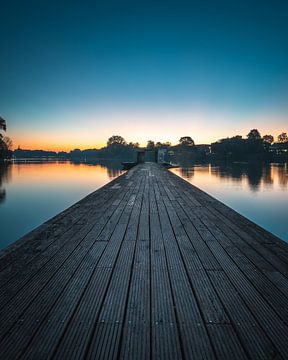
[0,161,287,250]
[171,162,288,242]
[0,160,124,250]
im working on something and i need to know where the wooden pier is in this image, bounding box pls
[0,162,288,359]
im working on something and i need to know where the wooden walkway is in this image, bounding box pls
[0,163,288,359]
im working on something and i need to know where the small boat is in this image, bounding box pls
[122,162,137,170]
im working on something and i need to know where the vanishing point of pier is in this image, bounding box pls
[0,163,288,359]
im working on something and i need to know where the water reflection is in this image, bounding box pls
[0,163,11,204]
[172,162,288,241]
[69,159,124,179]
[0,189,5,204]
[106,166,123,179]
[276,163,288,189]
[0,160,125,208]
[0,160,125,249]
[0,160,287,248]
[91,161,123,179]
[179,166,195,180]
[176,162,287,192]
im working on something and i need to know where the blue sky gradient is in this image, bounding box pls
[1,0,287,149]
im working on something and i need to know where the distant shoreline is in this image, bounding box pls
[3,156,288,165]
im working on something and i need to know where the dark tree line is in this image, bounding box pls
[0,117,13,160]
[211,129,288,160]
[12,129,288,162]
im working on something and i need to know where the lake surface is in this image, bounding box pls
[0,160,287,250]
[171,162,288,242]
[0,161,124,250]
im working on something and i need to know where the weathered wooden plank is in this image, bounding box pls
[86,176,147,359]
[119,241,150,360]
[0,173,138,334]
[161,170,288,324]
[10,242,107,360]
[160,168,288,296]
[207,324,248,360]
[206,240,288,358]
[152,176,216,360]
[163,180,288,327]
[0,175,142,358]
[0,170,130,295]
[208,270,280,360]
[183,205,288,320]
[0,163,288,360]
[149,180,183,360]
[52,171,146,360]
[153,165,283,356]
[167,168,288,266]
[119,175,151,360]
[0,171,127,277]
[86,241,136,360]
[156,178,253,359]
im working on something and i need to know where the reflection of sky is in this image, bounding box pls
[171,163,288,241]
[0,161,287,250]
[0,162,124,249]
[1,0,288,150]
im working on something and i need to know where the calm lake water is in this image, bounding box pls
[0,161,124,250]
[0,160,287,250]
[171,162,288,242]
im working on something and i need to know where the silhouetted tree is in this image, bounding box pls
[278,132,288,143]
[155,141,171,148]
[0,117,6,131]
[14,149,57,158]
[247,129,261,141]
[107,135,126,147]
[146,140,155,149]
[128,142,139,148]
[71,148,81,153]
[179,136,195,146]
[3,136,12,150]
[211,136,247,160]
[0,116,12,159]
[262,134,274,144]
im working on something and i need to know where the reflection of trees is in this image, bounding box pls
[246,163,263,191]
[179,161,286,192]
[210,162,276,191]
[0,163,11,204]
[95,161,123,179]
[179,167,194,180]
[211,164,242,182]
[70,160,124,179]
[107,167,123,179]
[262,166,273,186]
[228,165,244,181]
[277,164,288,189]
[0,189,5,204]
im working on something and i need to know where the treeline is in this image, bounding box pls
[211,129,288,161]
[13,135,210,162]
[0,117,13,160]
[14,139,140,162]
[9,129,288,162]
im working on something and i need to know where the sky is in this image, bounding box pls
[1,0,287,150]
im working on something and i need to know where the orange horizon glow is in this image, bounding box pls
[8,109,287,152]
[14,162,110,183]
[11,129,287,152]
